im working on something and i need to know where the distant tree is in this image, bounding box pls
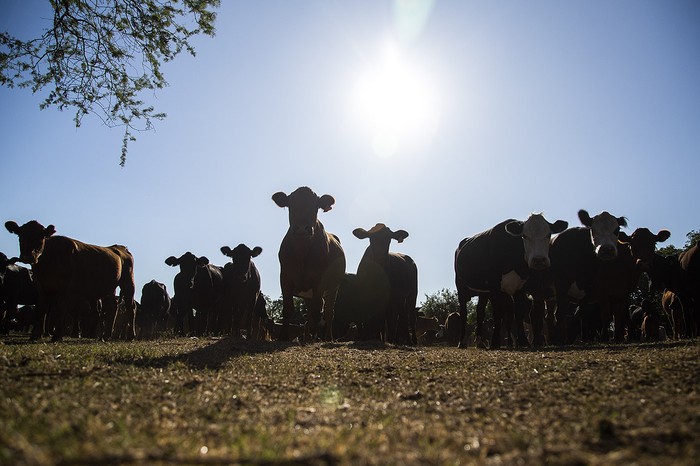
[263,294,305,323]
[685,230,700,249]
[0,0,220,166]
[657,244,682,258]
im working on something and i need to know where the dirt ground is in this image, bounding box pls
[1,335,698,465]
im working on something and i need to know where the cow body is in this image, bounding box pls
[137,280,171,339]
[353,224,418,345]
[165,252,224,336]
[455,214,568,349]
[5,220,134,341]
[273,187,346,341]
[220,244,263,339]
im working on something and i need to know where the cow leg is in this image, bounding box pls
[456,286,472,348]
[474,294,488,349]
[513,290,530,348]
[613,299,628,342]
[321,288,338,341]
[490,292,506,349]
[531,298,546,347]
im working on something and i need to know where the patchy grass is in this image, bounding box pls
[1,336,698,465]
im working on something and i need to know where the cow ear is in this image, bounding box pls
[220,246,233,257]
[251,246,262,258]
[272,192,289,208]
[318,194,335,213]
[578,209,593,227]
[618,231,631,243]
[505,221,524,237]
[165,256,179,267]
[393,230,409,243]
[197,256,210,266]
[656,229,671,243]
[353,228,370,239]
[44,225,56,237]
[617,216,628,228]
[5,221,20,235]
[550,220,568,234]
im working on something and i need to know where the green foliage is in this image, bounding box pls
[0,0,220,166]
[263,294,305,323]
[685,230,700,249]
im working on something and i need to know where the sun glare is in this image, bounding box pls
[350,43,440,158]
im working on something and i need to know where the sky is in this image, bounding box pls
[1,1,699,304]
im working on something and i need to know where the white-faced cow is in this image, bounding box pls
[5,220,135,341]
[0,252,38,334]
[165,252,224,336]
[547,210,630,343]
[272,187,346,341]
[220,244,263,339]
[353,223,418,345]
[455,214,568,349]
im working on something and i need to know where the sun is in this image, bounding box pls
[350,43,440,158]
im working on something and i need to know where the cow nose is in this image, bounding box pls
[530,256,550,270]
[596,244,618,260]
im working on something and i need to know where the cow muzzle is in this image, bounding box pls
[529,256,550,271]
[596,244,618,260]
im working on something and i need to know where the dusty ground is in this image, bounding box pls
[1,335,698,465]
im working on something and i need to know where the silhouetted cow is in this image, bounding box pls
[137,279,171,339]
[165,252,224,336]
[353,224,418,345]
[220,244,263,339]
[272,187,346,341]
[5,220,135,341]
[661,290,684,339]
[0,252,37,334]
[455,214,568,349]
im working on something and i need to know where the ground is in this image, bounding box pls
[1,336,698,465]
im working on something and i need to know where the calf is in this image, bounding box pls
[455,214,568,349]
[165,252,224,336]
[353,223,418,345]
[273,187,346,341]
[5,220,134,341]
[220,244,263,339]
[137,280,171,339]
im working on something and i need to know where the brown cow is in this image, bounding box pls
[5,220,135,341]
[415,314,440,345]
[272,187,346,341]
[661,290,685,339]
[353,223,418,345]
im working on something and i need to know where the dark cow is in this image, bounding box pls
[650,246,699,338]
[444,311,462,346]
[455,214,568,349]
[272,187,346,341]
[105,244,137,340]
[137,279,171,339]
[353,224,418,345]
[415,315,441,345]
[661,290,684,339]
[220,244,263,339]
[165,252,224,336]
[5,220,135,341]
[546,210,629,343]
[0,252,38,334]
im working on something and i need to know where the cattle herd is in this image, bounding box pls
[1,186,698,348]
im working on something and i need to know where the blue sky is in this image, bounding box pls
[1,1,699,304]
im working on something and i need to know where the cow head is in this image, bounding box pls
[619,228,670,269]
[353,223,409,265]
[505,214,568,270]
[272,187,335,238]
[221,244,262,282]
[5,220,57,265]
[578,210,627,260]
[165,252,207,279]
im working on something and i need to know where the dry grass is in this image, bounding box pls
[1,335,698,465]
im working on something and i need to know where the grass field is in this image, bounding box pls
[1,335,698,465]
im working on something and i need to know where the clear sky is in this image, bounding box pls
[1,1,699,304]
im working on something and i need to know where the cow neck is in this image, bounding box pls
[287,220,327,255]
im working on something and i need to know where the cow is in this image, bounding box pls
[137,279,171,339]
[444,311,462,346]
[0,252,38,334]
[165,252,224,336]
[353,223,418,345]
[647,244,699,338]
[104,244,137,340]
[220,244,263,339]
[272,187,346,341]
[4,220,135,341]
[641,302,661,342]
[415,314,441,345]
[661,290,685,340]
[546,210,629,343]
[455,214,568,349]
